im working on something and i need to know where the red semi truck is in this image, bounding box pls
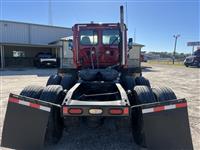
[1,6,193,150]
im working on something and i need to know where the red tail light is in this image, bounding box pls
[68,108,83,114]
[123,107,129,115]
[109,108,123,115]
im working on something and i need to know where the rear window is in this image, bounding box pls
[80,30,98,45]
[102,29,120,45]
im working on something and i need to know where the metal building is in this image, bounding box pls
[0,20,72,69]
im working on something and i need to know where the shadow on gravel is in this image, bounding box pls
[45,118,144,150]
[0,68,57,77]
[186,66,200,69]
[142,67,158,72]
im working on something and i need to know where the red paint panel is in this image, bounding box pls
[153,106,165,112]
[176,103,187,108]
[9,97,19,104]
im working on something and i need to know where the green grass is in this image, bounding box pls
[147,60,184,66]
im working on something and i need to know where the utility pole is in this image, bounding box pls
[48,0,53,25]
[133,28,136,43]
[172,34,180,64]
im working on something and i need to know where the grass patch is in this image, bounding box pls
[148,60,184,66]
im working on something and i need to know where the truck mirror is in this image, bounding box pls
[128,38,133,49]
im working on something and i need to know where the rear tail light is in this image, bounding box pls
[109,108,123,115]
[123,107,129,115]
[109,107,129,115]
[68,108,83,114]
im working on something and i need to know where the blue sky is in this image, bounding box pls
[0,0,199,53]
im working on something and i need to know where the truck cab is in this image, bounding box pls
[72,23,127,69]
[184,49,200,67]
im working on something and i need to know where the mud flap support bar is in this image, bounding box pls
[1,94,60,150]
[132,99,193,150]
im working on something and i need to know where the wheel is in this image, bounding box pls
[46,74,62,86]
[60,75,75,90]
[122,76,136,91]
[132,86,156,147]
[20,85,44,99]
[152,86,177,102]
[133,86,156,104]
[197,62,200,68]
[39,85,64,145]
[135,76,151,87]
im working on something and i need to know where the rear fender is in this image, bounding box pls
[132,98,193,150]
[1,93,60,150]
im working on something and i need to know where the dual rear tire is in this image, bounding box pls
[20,85,65,145]
[131,86,177,147]
[132,86,156,147]
[46,74,75,90]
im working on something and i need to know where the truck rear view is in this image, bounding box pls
[1,6,193,150]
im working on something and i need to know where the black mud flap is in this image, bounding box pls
[133,99,193,150]
[1,93,60,150]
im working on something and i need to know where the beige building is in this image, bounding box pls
[128,43,144,68]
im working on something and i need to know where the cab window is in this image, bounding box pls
[80,30,98,45]
[102,29,120,45]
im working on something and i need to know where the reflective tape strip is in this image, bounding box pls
[142,103,187,114]
[8,97,51,112]
[154,106,164,112]
[40,105,51,112]
[142,108,154,114]
[165,104,176,110]
[19,100,29,106]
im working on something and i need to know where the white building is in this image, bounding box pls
[0,20,72,69]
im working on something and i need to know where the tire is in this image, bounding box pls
[132,86,156,147]
[46,74,62,86]
[135,76,151,87]
[152,86,177,102]
[197,62,200,68]
[122,76,136,91]
[39,85,64,145]
[133,85,156,105]
[60,75,75,90]
[20,85,44,99]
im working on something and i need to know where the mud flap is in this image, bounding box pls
[133,99,193,150]
[1,94,60,150]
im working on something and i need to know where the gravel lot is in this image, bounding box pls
[0,64,199,150]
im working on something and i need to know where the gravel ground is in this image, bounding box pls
[0,64,199,150]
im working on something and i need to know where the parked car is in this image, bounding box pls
[33,52,59,68]
[184,49,200,67]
